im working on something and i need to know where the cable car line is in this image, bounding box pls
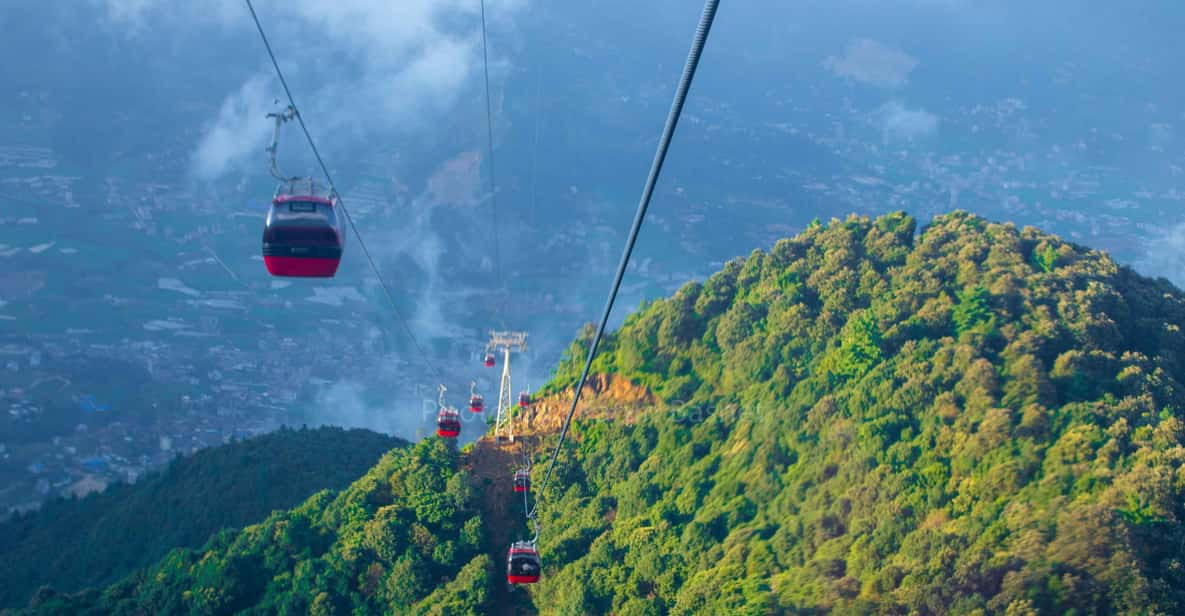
[526,0,721,521]
[243,0,445,381]
[478,0,507,326]
[504,32,547,538]
[515,439,532,519]
[525,56,544,305]
[528,62,543,225]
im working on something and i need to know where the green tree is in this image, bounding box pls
[830,310,884,380]
[1034,242,1059,272]
[953,285,992,335]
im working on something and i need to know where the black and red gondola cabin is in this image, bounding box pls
[436,407,461,438]
[262,180,344,278]
[469,394,484,413]
[513,469,530,493]
[507,542,541,584]
[484,353,496,368]
[518,392,531,408]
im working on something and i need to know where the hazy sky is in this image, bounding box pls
[2,0,1184,442]
[49,0,1179,173]
[5,0,1184,284]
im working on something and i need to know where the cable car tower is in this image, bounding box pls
[487,330,528,442]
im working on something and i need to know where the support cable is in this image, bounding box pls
[478,0,507,325]
[528,0,721,519]
[244,0,444,381]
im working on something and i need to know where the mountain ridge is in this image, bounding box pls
[9,210,1185,614]
[522,210,1185,613]
[0,425,404,609]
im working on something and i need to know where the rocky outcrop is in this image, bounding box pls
[518,374,656,436]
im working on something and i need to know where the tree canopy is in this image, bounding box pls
[10,437,491,615]
[533,211,1185,614]
[0,426,403,609]
[10,211,1185,615]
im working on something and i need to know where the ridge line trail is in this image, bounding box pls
[465,434,537,616]
[462,375,656,615]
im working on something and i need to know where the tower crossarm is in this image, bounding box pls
[487,330,528,353]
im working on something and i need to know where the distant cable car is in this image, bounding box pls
[436,407,461,438]
[484,353,496,368]
[507,541,541,584]
[262,182,344,278]
[469,394,484,413]
[518,392,531,408]
[513,469,530,493]
[260,106,345,278]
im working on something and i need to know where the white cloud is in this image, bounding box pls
[93,0,240,30]
[877,101,939,141]
[425,150,482,207]
[367,36,475,126]
[1138,221,1185,289]
[307,380,430,440]
[824,39,919,88]
[369,191,455,341]
[96,0,528,181]
[1149,123,1175,150]
[97,0,154,22]
[192,74,274,180]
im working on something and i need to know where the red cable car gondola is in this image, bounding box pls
[507,541,541,584]
[262,183,344,278]
[513,469,530,493]
[260,106,344,278]
[469,394,484,413]
[484,353,496,368]
[518,391,531,408]
[436,407,461,438]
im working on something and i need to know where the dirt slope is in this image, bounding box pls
[462,374,656,615]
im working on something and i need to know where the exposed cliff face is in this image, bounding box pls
[465,373,655,528]
[517,374,656,436]
[458,374,657,615]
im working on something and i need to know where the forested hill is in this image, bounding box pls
[528,211,1185,613]
[0,426,403,609]
[10,211,1185,615]
[12,438,490,615]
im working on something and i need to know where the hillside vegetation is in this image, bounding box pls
[8,438,490,615]
[530,211,1185,613]
[0,426,402,608]
[10,210,1185,615]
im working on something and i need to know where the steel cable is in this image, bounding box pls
[528,0,721,519]
[244,0,445,381]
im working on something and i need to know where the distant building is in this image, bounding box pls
[81,457,108,473]
[65,476,107,499]
[79,395,109,413]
